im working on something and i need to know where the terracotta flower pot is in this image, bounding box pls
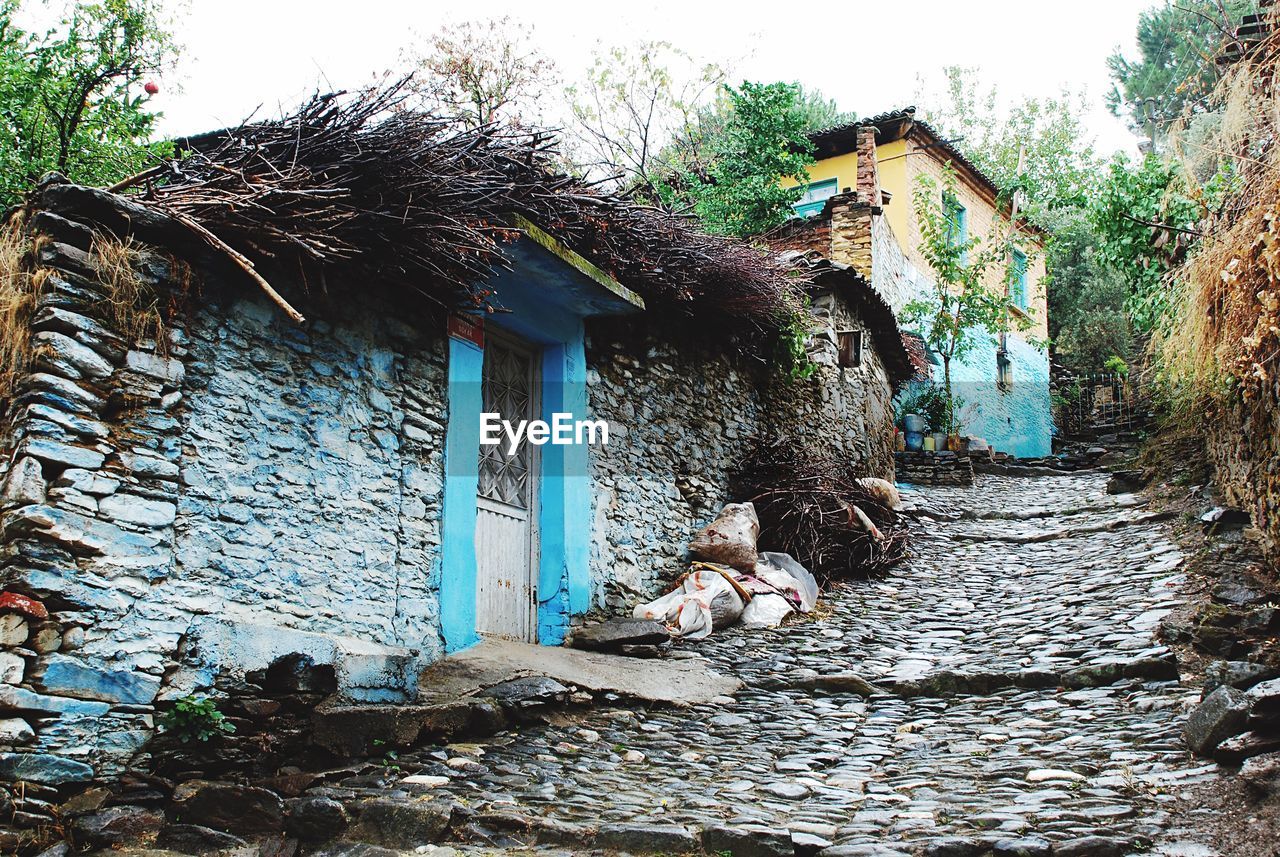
[946,433,962,452]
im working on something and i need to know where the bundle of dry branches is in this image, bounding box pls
[732,436,908,584]
[107,80,805,334]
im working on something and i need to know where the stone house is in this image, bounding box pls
[0,103,911,790]
[775,108,1054,458]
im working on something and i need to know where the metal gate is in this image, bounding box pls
[1055,372,1139,438]
[474,332,540,642]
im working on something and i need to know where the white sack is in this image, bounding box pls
[756,552,820,613]
[689,502,760,572]
[740,593,795,629]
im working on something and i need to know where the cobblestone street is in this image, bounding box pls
[364,473,1225,857]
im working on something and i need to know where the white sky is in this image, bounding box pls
[137,0,1152,155]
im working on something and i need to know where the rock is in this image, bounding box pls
[1184,685,1251,754]
[1246,677,1280,716]
[569,618,670,651]
[0,592,48,620]
[311,699,503,757]
[1202,507,1251,533]
[1053,837,1133,857]
[39,653,161,704]
[20,372,105,415]
[401,774,449,788]
[1105,470,1145,494]
[155,823,248,853]
[1240,752,1280,794]
[0,752,94,784]
[53,468,118,496]
[1214,730,1280,765]
[700,824,793,857]
[16,437,105,472]
[0,718,34,744]
[0,615,28,646]
[285,795,349,841]
[1211,578,1269,607]
[312,846,402,857]
[171,781,285,834]
[1203,660,1279,692]
[1,457,47,509]
[0,684,110,717]
[761,781,810,798]
[992,836,1052,856]
[351,796,451,848]
[69,805,165,847]
[33,330,115,380]
[1025,768,1084,783]
[922,838,986,857]
[792,830,833,855]
[596,822,697,854]
[117,451,180,481]
[126,349,185,384]
[97,493,177,528]
[486,675,570,708]
[786,672,878,695]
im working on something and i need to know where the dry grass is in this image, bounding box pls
[1159,10,1280,414]
[89,233,169,353]
[0,213,48,401]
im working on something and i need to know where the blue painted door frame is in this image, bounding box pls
[438,307,593,653]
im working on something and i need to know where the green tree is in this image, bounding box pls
[793,84,855,132]
[917,66,1101,221]
[1089,153,1207,333]
[1107,0,1260,139]
[0,0,176,205]
[664,81,814,238]
[902,167,1031,432]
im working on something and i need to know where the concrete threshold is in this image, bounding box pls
[418,638,743,707]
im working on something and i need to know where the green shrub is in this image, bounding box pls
[159,695,236,743]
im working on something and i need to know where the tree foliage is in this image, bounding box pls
[1106,0,1260,137]
[0,0,175,205]
[662,81,815,238]
[917,66,1100,221]
[565,41,725,193]
[401,17,556,130]
[902,168,1032,432]
[1089,153,1210,332]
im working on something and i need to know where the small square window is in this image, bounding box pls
[794,178,839,217]
[838,330,864,368]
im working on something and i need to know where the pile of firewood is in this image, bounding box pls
[100,79,805,336]
[732,437,909,584]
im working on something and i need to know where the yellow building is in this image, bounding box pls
[773,108,1054,458]
[782,108,1048,343]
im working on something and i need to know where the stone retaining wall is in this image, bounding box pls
[1206,391,1280,569]
[894,451,975,486]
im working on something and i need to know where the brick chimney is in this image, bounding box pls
[827,126,881,279]
[855,125,881,209]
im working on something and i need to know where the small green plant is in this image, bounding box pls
[1103,355,1129,377]
[775,313,818,381]
[159,695,236,743]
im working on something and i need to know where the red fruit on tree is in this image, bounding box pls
[144,81,160,95]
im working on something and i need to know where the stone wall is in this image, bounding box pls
[1206,390,1280,569]
[894,451,975,486]
[585,287,896,611]
[0,226,449,804]
[0,199,902,806]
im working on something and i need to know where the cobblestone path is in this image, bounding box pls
[395,474,1226,856]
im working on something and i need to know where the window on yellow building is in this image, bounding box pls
[1010,248,1029,311]
[943,192,967,249]
[794,178,838,217]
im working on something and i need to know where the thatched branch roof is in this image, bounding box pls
[39,81,808,335]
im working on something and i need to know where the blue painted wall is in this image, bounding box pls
[908,330,1052,458]
[438,336,484,653]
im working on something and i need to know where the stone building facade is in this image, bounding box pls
[0,182,910,794]
[773,115,1055,458]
